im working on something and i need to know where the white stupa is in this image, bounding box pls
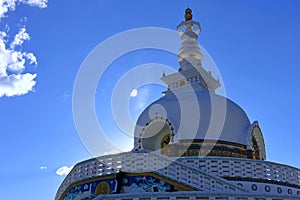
[56,8,300,200]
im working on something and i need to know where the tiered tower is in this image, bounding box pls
[162,8,220,94]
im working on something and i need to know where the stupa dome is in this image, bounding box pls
[134,90,252,152]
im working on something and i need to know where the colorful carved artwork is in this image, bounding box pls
[63,180,115,200]
[160,134,171,156]
[63,174,174,200]
[95,182,110,196]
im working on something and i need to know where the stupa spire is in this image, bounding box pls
[161,9,220,94]
[177,8,202,71]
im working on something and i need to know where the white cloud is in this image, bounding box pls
[56,166,74,176]
[40,166,47,170]
[0,30,37,97]
[0,73,36,97]
[0,31,7,39]
[130,88,138,97]
[21,0,48,8]
[0,0,47,19]
[103,149,123,156]
[0,0,47,97]
[0,1,17,19]
[24,52,37,65]
[10,27,30,48]
[62,91,69,99]
[134,88,150,110]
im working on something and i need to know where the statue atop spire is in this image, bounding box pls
[185,8,193,21]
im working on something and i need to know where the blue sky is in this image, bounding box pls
[0,0,300,199]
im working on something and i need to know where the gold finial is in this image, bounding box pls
[185,8,192,21]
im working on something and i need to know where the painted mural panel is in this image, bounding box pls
[63,174,175,200]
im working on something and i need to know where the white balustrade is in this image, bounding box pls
[55,153,300,200]
[181,157,300,186]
